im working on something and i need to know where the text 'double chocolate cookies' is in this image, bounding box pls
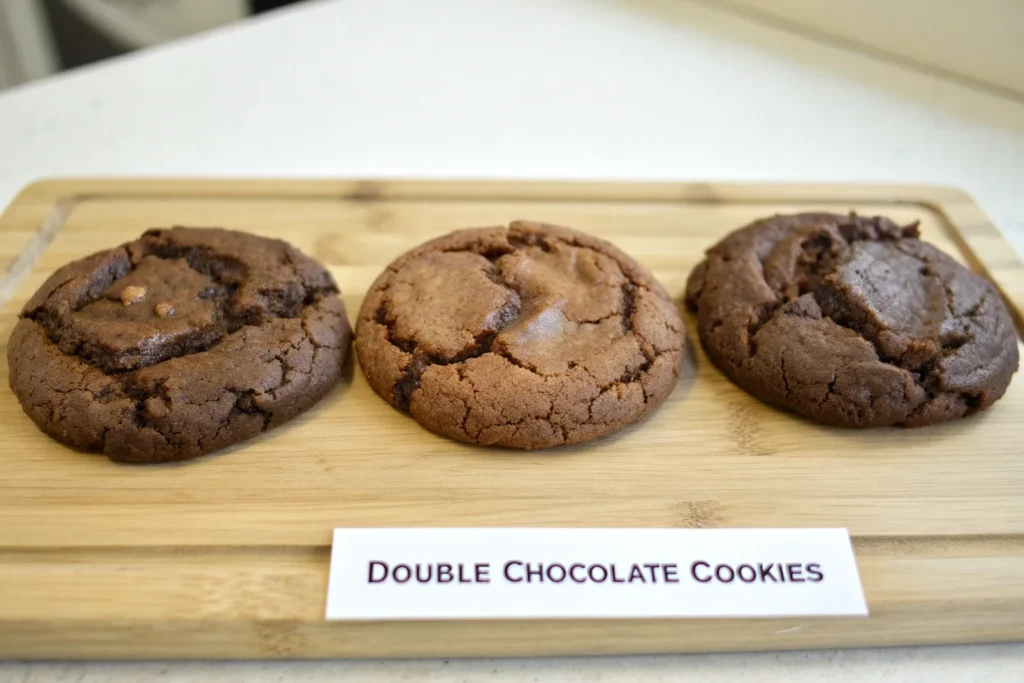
[356,221,685,448]
[8,227,351,463]
[685,213,1019,427]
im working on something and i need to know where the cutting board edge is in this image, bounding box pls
[3,178,1024,659]
[2,612,1023,660]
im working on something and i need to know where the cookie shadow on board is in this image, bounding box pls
[119,346,358,468]
[726,383,1007,457]
[799,405,1005,453]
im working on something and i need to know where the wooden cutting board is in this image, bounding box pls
[1,179,1022,659]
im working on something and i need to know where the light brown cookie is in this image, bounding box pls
[356,220,684,448]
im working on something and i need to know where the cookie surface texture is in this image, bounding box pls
[685,213,1019,427]
[8,227,351,462]
[356,221,685,448]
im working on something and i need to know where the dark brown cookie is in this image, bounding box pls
[355,221,685,448]
[685,212,1019,427]
[8,227,351,463]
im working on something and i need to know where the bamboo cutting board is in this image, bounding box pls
[1,179,1023,660]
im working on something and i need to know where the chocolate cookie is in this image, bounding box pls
[8,227,351,462]
[355,221,684,448]
[685,212,1019,427]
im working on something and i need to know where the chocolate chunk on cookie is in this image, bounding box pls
[685,213,1019,427]
[356,221,685,448]
[8,227,351,462]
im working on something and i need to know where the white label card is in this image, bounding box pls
[325,528,867,620]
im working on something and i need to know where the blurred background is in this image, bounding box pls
[0,0,303,90]
[2,0,1023,98]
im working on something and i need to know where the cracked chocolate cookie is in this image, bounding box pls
[355,221,684,448]
[685,212,1019,427]
[8,227,351,463]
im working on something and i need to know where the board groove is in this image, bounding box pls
[4,533,1024,559]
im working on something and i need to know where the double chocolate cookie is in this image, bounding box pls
[686,212,1019,427]
[8,227,351,462]
[356,221,684,448]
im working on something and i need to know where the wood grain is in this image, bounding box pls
[0,179,1022,659]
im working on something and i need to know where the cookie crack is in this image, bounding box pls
[805,262,974,409]
[902,249,986,355]
[377,281,525,408]
[780,349,791,400]
[816,373,837,409]
[542,400,568,444]
[388,328,515,410]
[148,244,337,323]
[30,239,340,375]
[117,308,324,445]
[620,283,636,335]
[747,217,917,362]
[745,302,779,359]
[760,227,932,375]
[809,292,945,408]
[233,389,274,431]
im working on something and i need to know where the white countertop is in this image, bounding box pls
[1,0,1023,679]
[7,644,1024,682]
